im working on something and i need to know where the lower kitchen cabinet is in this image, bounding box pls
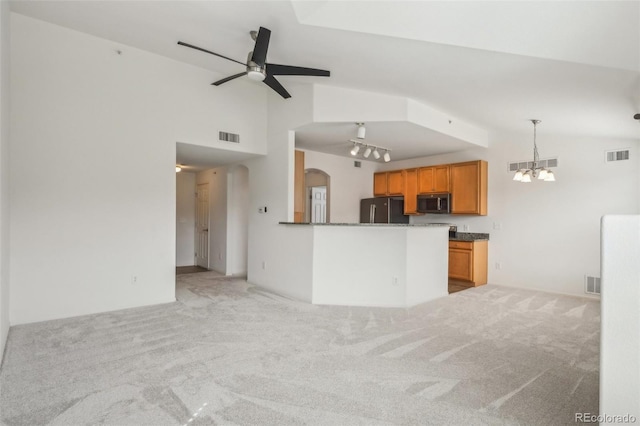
[448,240,488,286]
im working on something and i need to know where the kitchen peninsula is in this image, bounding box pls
[279,222,449,308]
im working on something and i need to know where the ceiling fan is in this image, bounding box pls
[178,27,330,99]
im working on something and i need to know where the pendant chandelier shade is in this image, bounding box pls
[513,119,556,183]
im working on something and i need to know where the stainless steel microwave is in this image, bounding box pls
[417,193,451,214]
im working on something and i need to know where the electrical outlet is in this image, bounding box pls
[462,225,470,231]
[495,262,502,270]
[262,261,266,270]
[493,222,502,230]
[131,275,138,285]
[392,277,399,286]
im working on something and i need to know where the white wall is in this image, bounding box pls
[227,165,249,276]
[378,130,639,297]
[176,172,195,267]
[0,0,10,359]
[9,14,267,324]
[301,149,377,223]
[600,215,640,423]
[244,84,315,299]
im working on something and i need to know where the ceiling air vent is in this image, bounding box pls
[219,131,240,143]
[507,157,558,172]
[605,149,630,163]
[585,275,601,295]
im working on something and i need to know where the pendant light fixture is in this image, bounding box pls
[356,122,366,139]
[513,119,555,183]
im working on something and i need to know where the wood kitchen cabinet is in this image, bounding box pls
[418,165,450,194]
[450,160,488,215]
[373,170,404,196]
[403,169,419,215]
[294,150,305,223]
[449,240,488,286]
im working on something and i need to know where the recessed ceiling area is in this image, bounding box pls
[295,121,475,161]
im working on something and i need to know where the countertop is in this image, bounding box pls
[450,232,490,241]
[279,222,450,227]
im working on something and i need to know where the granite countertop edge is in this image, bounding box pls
[278,222,450,227]
[450,232,490,241]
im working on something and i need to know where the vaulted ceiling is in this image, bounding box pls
[10,0,640,162]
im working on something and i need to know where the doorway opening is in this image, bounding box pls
[304,168,330,223]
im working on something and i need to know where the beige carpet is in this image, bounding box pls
[0,272,600,425]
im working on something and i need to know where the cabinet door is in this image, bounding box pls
[294,150,305,223]
[449,248,473,281]
[418,167,434,193]
[387,170,404,195]
[433,166,450,192]
[450,161,487,215]
[403,169,419,214]
[373,172,388,196]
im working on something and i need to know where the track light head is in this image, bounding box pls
[383,151,391,162]
[372,149,380,160]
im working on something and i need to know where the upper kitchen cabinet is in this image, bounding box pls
[403,169,419,215]
[450,160,488,215]
[374,170,404,196]
[418,165,450,194]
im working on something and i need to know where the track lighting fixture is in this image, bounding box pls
[348,140,391,162]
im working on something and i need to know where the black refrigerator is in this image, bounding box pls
[360,197,409,224]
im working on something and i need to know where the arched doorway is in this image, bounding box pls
[304,168,330,223]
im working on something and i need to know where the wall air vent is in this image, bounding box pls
[585,275,601,295]
[507,157,558,172]
[219,131,240,143]
[605,149,630,163]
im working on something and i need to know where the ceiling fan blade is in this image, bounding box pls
[251,27,271,67]
[212,72,248,86]
[177,41,246,66]
[263,74,291,99]
[266,63,330,77]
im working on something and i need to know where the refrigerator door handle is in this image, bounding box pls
[437,198,441,211]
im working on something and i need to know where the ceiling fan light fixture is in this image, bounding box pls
[544,170,556,181]
[247,68,266,82]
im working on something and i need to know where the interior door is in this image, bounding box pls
[196,183,209,269]
[310,186,327,223]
